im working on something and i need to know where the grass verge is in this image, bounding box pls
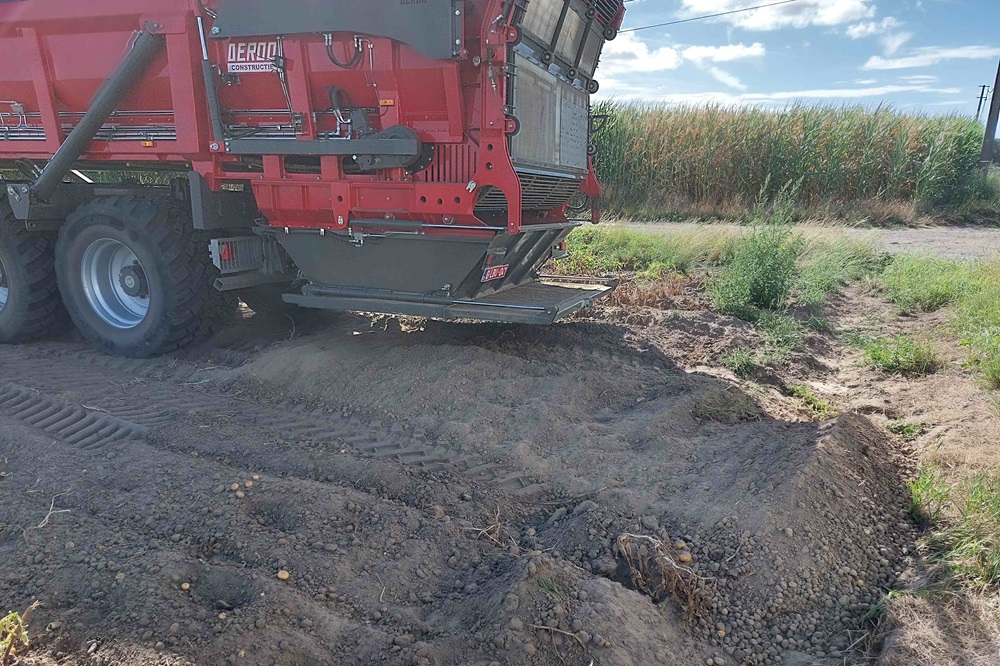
[558,225,733,276]
[861,335,943,376]
[880,256,1000,387]
[908,465,951,527]
[913,469,1000,592]
[557,212,882,368]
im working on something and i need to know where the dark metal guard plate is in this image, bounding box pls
[284,276,617,324]
[213,0,463,60]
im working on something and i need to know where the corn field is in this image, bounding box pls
[593,102,987,218]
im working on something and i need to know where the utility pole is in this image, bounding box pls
[977,84,990,121]
[981,58,1000,169]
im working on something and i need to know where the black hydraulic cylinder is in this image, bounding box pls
[31,30,166,202]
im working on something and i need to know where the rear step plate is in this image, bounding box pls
[285,277,617,325]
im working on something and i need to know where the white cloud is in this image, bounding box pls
[881,32,913,56]
[854,78,878,84]
[864,45,1000,70]
[679,0,874,31]
[845,16,899,39]
[706,66,748,90]
[598,35,765,86]
[845,16,910,55]
[681,42,766,63]
[599,32,682,76]
[900,74,938,83]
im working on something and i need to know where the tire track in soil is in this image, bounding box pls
[0,343,551,498]
[0,406,577,666]
[0,383,147,449]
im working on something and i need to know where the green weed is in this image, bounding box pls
[723,348,757,378]
[786,384,835,419]
[757,312,805,354]
[0,602,38,662]
[804,315,834,333]
[908,466,950,526]
[886,420,927,441]
[880,255,973,312]
[862,335,942,376]
[924,474,1000,591]
[906,469,1000,592]
[951,264,1000,389]
[795,237,886,307]
[982,351,1000,390]
[842,330,870,348]
[709,198,803,318]
[538,578,560,595]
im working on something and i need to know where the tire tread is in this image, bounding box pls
[57,196,235,357]
[0,202,69,342]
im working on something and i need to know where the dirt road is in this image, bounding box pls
[615,222,1000,260]
[0,302,922,666]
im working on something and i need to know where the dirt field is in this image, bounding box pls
[1,264,996,665]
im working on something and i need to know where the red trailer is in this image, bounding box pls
[0,0,624,357]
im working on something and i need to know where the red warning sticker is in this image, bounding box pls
[481,265,509,283]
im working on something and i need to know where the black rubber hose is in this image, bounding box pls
[325,39,363,69]
[327,86,348,119]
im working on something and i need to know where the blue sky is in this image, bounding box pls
[595,0,999,118]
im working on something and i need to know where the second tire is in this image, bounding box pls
[56,196,234,357]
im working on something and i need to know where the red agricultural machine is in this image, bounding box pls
[0,0,624,357]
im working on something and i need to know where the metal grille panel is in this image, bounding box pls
[421,144,477,184]
[510,58,589,173]
[475,171,583,213]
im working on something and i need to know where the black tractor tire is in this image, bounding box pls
[55,196,236,358]
[0,203,70,343]
[239,284,301,319]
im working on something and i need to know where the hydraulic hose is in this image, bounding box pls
[324,34,363,69]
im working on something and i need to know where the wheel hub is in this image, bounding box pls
[80,238,150,330]
[118,263,148,298]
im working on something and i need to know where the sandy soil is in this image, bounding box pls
[0,281,995,665]
[616,222,1000,261]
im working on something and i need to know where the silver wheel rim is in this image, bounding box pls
[80,238,149,329]
[0,254,8,312]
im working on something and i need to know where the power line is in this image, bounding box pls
[620,0,804,34]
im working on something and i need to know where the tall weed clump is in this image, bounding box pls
[594,102,985,218]
[924,473,1000,591]
[709,196,802,319]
